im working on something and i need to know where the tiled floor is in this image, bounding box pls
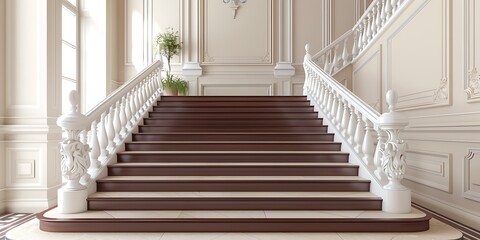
[5,217,463,240]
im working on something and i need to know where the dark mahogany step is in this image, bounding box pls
[132,133,335,142]
[87,192,381,210]
[156,101,312,107]
[148,112,320,119]
[124,142,341,151]
[116,151,350,163]
[159,96,308,102]
[107,163,358,176]
[96,176,371,192]
[138,125,328,133]
[142,118,323,127]
[151,106,315,113]
[38,209,431,232]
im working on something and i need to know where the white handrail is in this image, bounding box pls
[311,0,412,76]
[304,45,411,213]
[56,60,163,214]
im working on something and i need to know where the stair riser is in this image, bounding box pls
[159,96,308,102]
[151,107,315,113]
[117,153,349,163]
[156,102,312,107]
[107,166,359,176]
[125,143,341,151]
[39,219,431,232]
[138,126,329,133]
[87,199,381,211]
[96,182,370,192]
[148,112,319,119]
[132,133,335,142]
[142,119,323,127]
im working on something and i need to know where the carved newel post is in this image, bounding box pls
[56,91,91,214]
[378,90,411,213]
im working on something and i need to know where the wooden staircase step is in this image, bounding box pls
[38,208,431,232]
[96,176,371,192]
[87,192,381,210]
[116,151,350,163]
[132,132,335,141]
[142,118,323,126]
[148,112,319,119]
[124,142,341,151]
[151,106,315,112]
[159,96,308,102]
[156,101,312,107]
[138,125,328,133]
[107,162,358,176]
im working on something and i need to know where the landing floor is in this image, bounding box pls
[6,217,462,240]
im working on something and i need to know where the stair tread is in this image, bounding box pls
[43,207,425,220]
[98,176,368,181]
[110,162,356,166]
[118,151,348,154]
[89,191,379,199]
[133,132,333,135]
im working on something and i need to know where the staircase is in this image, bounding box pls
[38,96,430,232]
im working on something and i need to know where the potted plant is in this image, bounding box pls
[154,28,188,96]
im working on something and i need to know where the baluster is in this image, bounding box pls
[366,12,373,42]
[113,101,122,144]
[362,119,376,168]
[335,94,344,129]
[130,90,138,122]
[89,120,101,171]
[358,25,365,52]
[136,85,143,115]
[354,111,365,154]
[316,80,323,106]
[347,107,357,144]
[362,18,369,48]
[391,0,398,12]
[323,52,330,72]
[371,4,378,36]
[326,87,334,118]
[330,93,338,125]
[120,97,128,138]
[142,80,148,110]
[352,30,359,59]
[373,130,387,182]
[80,130,88,145]
[341,100,350,137]
[106,106,116,152]
[380,0,388,25]
[376,0,383,32]
[125,93,133,130]
[385,0,393,19]
[332,45,340,71]
[341,39,349,66]
[98,113,108,161]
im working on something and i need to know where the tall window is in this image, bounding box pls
[61,0,79,113]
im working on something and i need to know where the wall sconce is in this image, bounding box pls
[223,0,247,19]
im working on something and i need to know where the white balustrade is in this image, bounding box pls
[304,47,410,213]
[56,60,163,214]
[311,0,411,76]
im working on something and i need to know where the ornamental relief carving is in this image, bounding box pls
[433,78,449,102]
[466,67,480,99]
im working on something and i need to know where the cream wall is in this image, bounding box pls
[350,0,480,229]
[0,0,6,214]
[0,0,63,213]
[123,0,366,96]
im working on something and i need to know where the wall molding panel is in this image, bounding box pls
[465,0,480,102]
[386,0,451,111]
[5,147,41,187]
[200,0,272,65]
[352,47,382,111]
[404,149,451,192]
[465,149,480,202]
[200,82,274,96]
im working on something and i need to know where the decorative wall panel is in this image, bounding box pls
[200,83,273,96]
[465,149,480,202]
[387,0,450,110]
[404,149,451,192]
[352,48,382,112]
[201,0,272,65]
[6,148,41,187]
[465,0,480,102]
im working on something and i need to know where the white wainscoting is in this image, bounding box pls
[5,147,41,187]
[464,149,480,203]
[386,0,450,111]
[352,48,382,112]
[405,149,451,193]
[465,0,480,102]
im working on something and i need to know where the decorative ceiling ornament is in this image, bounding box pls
[223,0,247,19]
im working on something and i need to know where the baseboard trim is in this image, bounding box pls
[413,203,479,239]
